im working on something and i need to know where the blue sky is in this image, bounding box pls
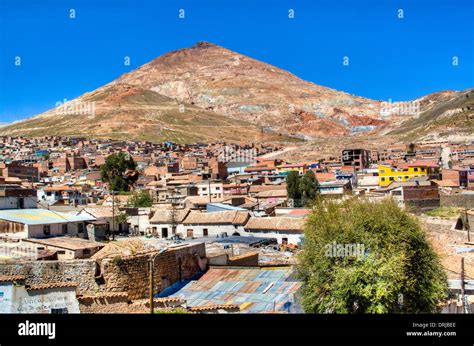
[0,0,473,122]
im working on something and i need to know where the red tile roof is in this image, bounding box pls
[26,282,78,291]
[0,275,26,282]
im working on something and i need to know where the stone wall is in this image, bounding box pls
[0,259,98,293]
[78,294,185,314]
[98,243,206,300]
[440,194,474,209]
[0,243,206,300]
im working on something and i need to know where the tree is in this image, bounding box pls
[300,170,320,207]
[298,198,448,313]
[129,190,153,208]
[408,143,416,154]
[286,171,302,207]
[100,152,138,192]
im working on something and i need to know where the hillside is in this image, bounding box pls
[389,89,474,142]
[0,42,385,142]
[0,41,471,144]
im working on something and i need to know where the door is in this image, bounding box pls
[162,228,168,238]
[186,229,193,238]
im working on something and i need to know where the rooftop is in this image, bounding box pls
[0,209,95,225]
[23,236,105,251]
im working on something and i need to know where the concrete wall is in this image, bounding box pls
[27,222,86,239]
[242,229,303,245]
[180,224,243,238]
[0,196,37,210]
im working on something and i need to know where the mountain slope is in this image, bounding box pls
[389,89,474,141]
[2,84,288,143]
[0,42,385,142]
[1,41,470,143]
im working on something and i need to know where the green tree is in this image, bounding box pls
[286,171,302,207]
[298,198,447,313]
[100,152,138,192]
[129,190,153,208]
[300,170,320,207]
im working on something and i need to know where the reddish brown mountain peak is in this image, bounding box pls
[192,41,218,49]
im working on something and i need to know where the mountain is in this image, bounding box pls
[0,41,471,143]
[388,89,474,142]
[0,42,386,142]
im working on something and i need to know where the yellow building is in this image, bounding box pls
[275,163,307,175]
[377,164,428,187]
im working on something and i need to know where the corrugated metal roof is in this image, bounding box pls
[170,267,302,313]
[0,209,95,225]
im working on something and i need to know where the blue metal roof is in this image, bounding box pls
[169,267,303,313]
[0,209,95,225]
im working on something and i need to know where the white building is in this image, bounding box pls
[181,210,250,238]
[0,185,37,210]
[0,276,80,314]
[243,217,305,245]
[0,208,95,239]
[195,181,224,199]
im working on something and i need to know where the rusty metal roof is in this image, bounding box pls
[170,267,302,313]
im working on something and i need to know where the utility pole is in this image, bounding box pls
[208,178,212,204]
[461,257,466,313]
[111,190,115,241]
[465,207,471,243]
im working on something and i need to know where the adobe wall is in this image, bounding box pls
[0,259,98,292]
[0,243,206,300]
[440,194,474,209]
[98,243,206,300]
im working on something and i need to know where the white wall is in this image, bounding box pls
[179,224,244,238]
[0,284,80,313]
[242,229,303,245]
[27,222,86,239]
[0,196,37,210]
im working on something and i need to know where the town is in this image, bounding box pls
[0,135,472,314]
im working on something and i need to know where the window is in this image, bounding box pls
[413,168,418,172]
[203,228,208,237]
[282,238,288,245]
[57,250,66,255]
[381,177,385,181]
[202,187,207,191]
[215,187,220,190]
[62,224,68,234]
[51,308,68,314]
[187,229,194,238]
[43,225,51,236]
[380,170,385,173]
[389,177,394,181]
[77,223,84,233]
